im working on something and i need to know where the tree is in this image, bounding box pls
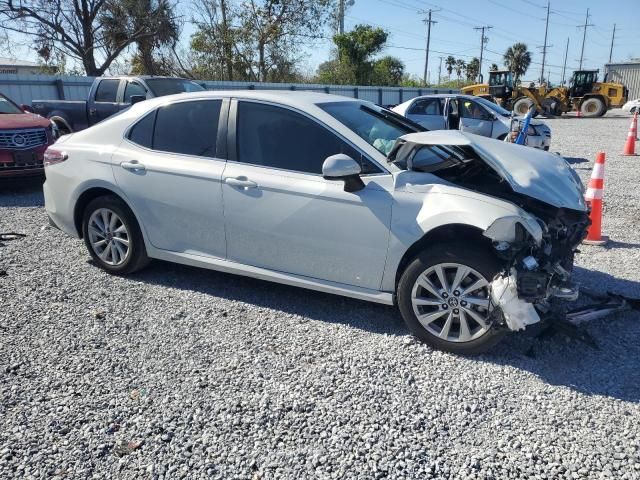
[465,57,480,81]
[333,24,387,85]
[489,63,499,71]
[102,0,179,76]
[190,0,332,82]
[445,56,456,76]
[0,0,179,76]
[371,56,404,86]
[454,59,466,81]
[503,42,531,84]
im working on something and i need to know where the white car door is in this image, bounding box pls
[220,99,393,290]
[405,98,446,130]
[112,98,228,258]
[458,98,494,137]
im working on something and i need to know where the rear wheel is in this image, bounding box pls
[580,97,606,117]
[82,195,150,274]
[397,243,507,354]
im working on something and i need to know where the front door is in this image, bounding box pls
[458,98,494,137]
[221,100,392,290]
[113,99,228,258]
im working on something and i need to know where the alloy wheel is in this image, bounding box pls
[87,208,131,266]
[411,262,492,343]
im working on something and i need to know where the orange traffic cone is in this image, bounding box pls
[583,152,608,245]
[623,113,638,156]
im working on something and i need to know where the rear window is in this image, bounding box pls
[94,79,119,102]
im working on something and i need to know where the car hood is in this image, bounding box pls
[390,130,586,210]
[0,113,51,129]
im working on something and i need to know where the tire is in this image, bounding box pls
[82,195,150,274]
[397,243,507,354]
[630,106,637,114]
[512,97,534,116]
[580,97,606,117]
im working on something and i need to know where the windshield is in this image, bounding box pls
[319,101,421,156]
[474,96,511,117]
[489,71,512,87]
[145,79,205,96]
[0,94,23,114]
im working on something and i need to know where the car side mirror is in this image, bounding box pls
[130,95,146,105]
[322,154,365,193]
[20,104,33,113]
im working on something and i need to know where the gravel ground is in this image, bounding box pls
[1,117,640,480]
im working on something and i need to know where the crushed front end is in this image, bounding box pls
[485,199,590,331]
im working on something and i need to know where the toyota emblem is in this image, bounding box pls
[12,133,26,147]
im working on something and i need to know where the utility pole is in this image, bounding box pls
[561,37,569,85]
[337,0,345,34]
[422,9,437,85]
[474,26,492,82]
[438,56,443,85]
[608,23,616,63]
[539,0,550,84]
[577,8,593,70]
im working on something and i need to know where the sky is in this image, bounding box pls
[5,0,640,85]
[299,0,640,84]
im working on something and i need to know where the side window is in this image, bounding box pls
[152,100,221,157]
[460,100,486,120]
[408,98,442,115]
[94,79,120,103]
[236,102,381,175]
[127,111,156,149]
[124,82,147,103]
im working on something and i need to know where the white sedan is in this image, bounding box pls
[43,91,588,354]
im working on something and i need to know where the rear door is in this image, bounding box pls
[405,98,446,130]
[90,79,123,125]
[112,98,228,257]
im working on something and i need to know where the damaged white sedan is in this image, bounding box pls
[43,91,589,354]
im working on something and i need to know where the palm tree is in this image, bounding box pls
[503,43,531,85]
[455,59,466,83]
[465,57,480,81]
[489,63,499,71]
[445,56,456,77]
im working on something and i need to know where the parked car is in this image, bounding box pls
[622,98,640,114]
[31,76,205,135]
[392,94,552,150]
[43,91,588,354]
[0,92,57,178]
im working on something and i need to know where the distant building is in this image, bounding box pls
[0,57,42,75]
[605,62,640,100]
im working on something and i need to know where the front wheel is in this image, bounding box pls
[397,243,507,354]
[580,97,606,117]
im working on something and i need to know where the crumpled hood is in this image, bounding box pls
[393,130,586,210]
[0,113,51,129]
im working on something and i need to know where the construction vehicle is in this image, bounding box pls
[461,69,628,117]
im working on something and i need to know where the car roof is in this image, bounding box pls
[132,90,364,112]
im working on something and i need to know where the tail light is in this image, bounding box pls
[44,148,68,166]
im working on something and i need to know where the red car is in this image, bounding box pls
[0,93,57,178]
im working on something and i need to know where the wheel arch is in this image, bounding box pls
[48,113,73,133]
[393,223,495,291]
[74,187,135,238]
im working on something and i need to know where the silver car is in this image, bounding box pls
[43,91,586,354]
[393,94,552,150]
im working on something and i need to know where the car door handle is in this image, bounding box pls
[89,108,97,116]
[121,161,146,172]
[224,177,257,189]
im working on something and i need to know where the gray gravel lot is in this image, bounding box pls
[1,116,640,479]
